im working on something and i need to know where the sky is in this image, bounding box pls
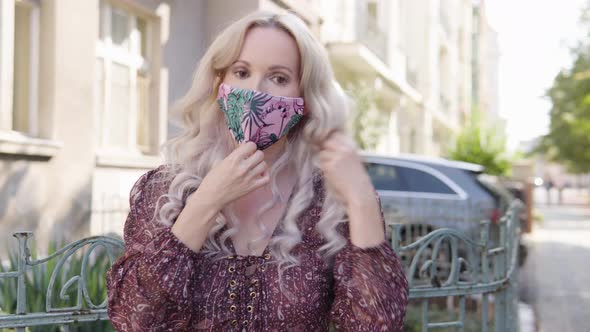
[485,0,588,151]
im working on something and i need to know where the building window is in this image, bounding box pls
[409,128,417,153]
[1,0,40,136]
[367,1,379,33]
[96,0,158,155]
[439,48,450,114]
[363,0,387,61]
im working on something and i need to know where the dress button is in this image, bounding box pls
[247,305,253,312]
[231,319,238,326]
[264,253,271,260]
[250,291,257,299]
[243,320,249,326]
[230,304,236,312]
[229,292,237,300]
[228,266,236,273]
[229,280,237,287]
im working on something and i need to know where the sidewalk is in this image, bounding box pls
[535,187,590,206]
[519,302,536,332]
[518,188,590,332]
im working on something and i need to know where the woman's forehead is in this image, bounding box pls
[237,26,300,73]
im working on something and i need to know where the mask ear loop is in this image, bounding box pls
[294,96,306,116]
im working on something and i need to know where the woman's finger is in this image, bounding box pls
[234,141,258,159]
[243,150,265,169]
[249,161,267,178]
[323,132,357,152]
[321,135,347,152]
[250,173,270,189]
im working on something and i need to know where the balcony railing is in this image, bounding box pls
[407,68,419,88]
[362,24,388,63]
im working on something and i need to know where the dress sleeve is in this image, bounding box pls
[329,192,409,332]
[106,166,204,331]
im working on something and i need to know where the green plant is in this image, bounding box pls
[348,83,388,151]
[403,299,484,331]
[0,239,121,332]
[446,110,513,176]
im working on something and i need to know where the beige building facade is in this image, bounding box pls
[472,0,500,121]
[320,0,478,157]
[0,0,318,252]
[0,0,498,251]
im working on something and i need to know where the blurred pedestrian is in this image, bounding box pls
[545,175,554,205]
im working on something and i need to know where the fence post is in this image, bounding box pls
[480,220,491,332]
[505,206,521,331]
[13,231,33,332]
[494,215,508,332]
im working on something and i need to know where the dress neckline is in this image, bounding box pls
[226,170,319,258]
[226,180,297,258]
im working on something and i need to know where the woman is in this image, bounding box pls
[106,10,408,332]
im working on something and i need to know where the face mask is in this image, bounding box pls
[216,83,305,150]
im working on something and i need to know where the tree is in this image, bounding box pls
[446,111,512,176]
[538,46,590,173]
[347,83,388,151]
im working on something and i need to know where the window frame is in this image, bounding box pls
[365,162,407,192]
[0,0,61,157]
[95,0,161,158]
[1,0,40,136]
[396,164,457,195]
[364,157,467,200]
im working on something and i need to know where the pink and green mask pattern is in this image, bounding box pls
[216,83,305,150]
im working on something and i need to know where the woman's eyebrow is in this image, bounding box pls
[233,59,250,66]
[269,65,293,74]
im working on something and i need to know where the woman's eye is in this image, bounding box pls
[234,69,249,79]
[271,74,289,85]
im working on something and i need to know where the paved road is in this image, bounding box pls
[519,188,590,332]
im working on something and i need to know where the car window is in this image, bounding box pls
[365,163,406,191]
[397,166,456,194]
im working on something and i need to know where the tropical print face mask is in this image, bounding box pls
[216,83,305,150]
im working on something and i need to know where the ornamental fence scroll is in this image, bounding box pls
[0,201,523,331]
[0,235,124,331]
[390,200,523,331]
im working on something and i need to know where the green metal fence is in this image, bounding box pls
[0,235,124,331]
[0,201,522,331]
[392,200,522,331]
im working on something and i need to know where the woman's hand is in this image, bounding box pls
[172,142,269,252]
[316,132,374,205]
[195,142,270,209]
[316,132,385,248]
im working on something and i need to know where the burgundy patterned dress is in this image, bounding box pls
[106,165,409,331]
